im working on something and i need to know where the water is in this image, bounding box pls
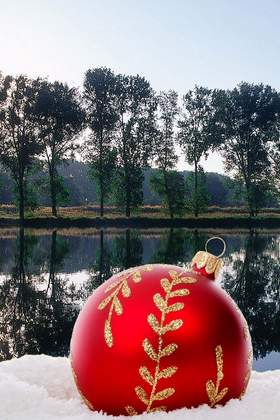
[0,227,279,371]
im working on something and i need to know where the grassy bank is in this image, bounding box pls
[1,205,280,228]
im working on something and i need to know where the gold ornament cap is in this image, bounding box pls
[191,237,225,280]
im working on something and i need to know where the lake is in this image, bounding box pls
[0,227,279,371]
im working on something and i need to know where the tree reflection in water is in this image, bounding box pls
[0,228,279,367]
[222,232,280,359]
[0,229,80,361]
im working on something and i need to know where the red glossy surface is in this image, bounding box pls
[70,264,252,415]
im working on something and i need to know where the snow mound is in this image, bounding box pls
[0,355,279,420]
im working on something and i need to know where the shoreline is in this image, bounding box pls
[2,215,280,228]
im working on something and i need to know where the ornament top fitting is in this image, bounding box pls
[191,236,226,280]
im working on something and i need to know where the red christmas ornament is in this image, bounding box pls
[70,238,253,416]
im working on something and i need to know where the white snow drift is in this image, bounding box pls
[0,355,279,420]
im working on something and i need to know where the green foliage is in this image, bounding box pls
[178,86,216,216]
[35,80,84,216]
[154,90,178,170]
[113,166,144,212]
[0,74,44,221]
[84,68,119,216]
[185,168,209,214]
[178,86,217,164]
[213,82,280,215]
[88,146,117,205]
[14,181,38,212]
[2,66,280,218]
[152,91,180,217]
[150,170,185,217]
[114,74,157,216]
[53,175,70,206]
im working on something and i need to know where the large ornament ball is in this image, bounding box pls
[70,262,252,416]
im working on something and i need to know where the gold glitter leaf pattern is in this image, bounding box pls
[216,388,228,402]
[240,348,253,398]
[125,406,138,416]
[171,272,197,286]
[139,366,154,386]
[121,281,131,298]
[105,279,123,292]
[158,366,177,379]
[169,289,190,298]
[147,313,161,334]
[153,293,166,311]
[160,343,178,357]
[206,345,228,407]
[135,386,149,405]
[149,406,167,413]
[98,266,153,347]
[143,338,158,361]
[178,276,198,284]
[162,319,183,334]
[160,278,171,293]
[104,319,113,347]
[98,294,113,310]
[114,297,123,315]
[166,302,184,313]
[132,271,141,282]
[153,388,175,401]
[131,269,195,413]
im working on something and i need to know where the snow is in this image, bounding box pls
[0,355,279,420]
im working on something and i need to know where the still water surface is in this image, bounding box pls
[0,228,279,371]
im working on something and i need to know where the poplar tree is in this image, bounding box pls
[0,74,43,223]
[178,86,215,217]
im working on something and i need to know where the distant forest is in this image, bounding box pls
[0,161,276,208]
[1,68,280,222]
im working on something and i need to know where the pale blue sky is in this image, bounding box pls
[1,0,279,173]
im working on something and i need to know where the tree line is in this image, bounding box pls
[1,68,280,223]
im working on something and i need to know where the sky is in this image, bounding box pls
[1,0,280,173]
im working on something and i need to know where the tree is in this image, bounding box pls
[83,68,118,216]
[178,86,216,217]
[0,74,43,223]
[153,90,179,217]
[213,83,280,216]
[150,170,185,217]
[35,81,84,216]
[114,74,156,217]
[269,115,280,205]
[185,168,209,214]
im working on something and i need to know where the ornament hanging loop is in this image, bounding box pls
[205,237,226,258]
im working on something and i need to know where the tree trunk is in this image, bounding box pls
[19,227,25,278]
[125,171,131,218]
[46,230,57,297]
[48,230,57,301]
[125,199,131,217]
[49,166,58,217]
[194,160,198,217]
[18,175,25,225]
[163,170,173,218]
[99,130,104,217]
[100,179,104,217]
[244,179,254,217]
